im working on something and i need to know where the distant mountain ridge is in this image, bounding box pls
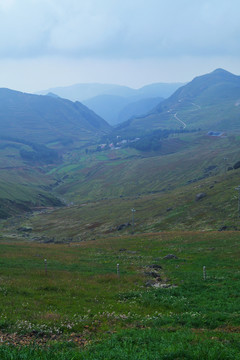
[38,82,184,102]
[38,82,183,125]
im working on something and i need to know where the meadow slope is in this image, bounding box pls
[0,232,239,358]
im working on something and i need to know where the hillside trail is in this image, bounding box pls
[191,102,201,110]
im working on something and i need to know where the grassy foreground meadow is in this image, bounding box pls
[0,231,239,358]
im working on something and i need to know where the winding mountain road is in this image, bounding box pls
[170,102,201,129]
[174,113,187,129]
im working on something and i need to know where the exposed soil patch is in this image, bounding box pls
[0,331,87,347]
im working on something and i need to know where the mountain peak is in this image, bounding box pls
[211,68,229,74]
[183,68,239,92]
[209,68,238,80]
[46,92,60,99]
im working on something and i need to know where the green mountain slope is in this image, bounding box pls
[8,135,240,241]
[0,88,111,147]
[8,130,238,241]
[46,132,239,202]
[117,69,240,135]
[0,88,112,218]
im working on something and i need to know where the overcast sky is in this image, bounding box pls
[0,0,240,92]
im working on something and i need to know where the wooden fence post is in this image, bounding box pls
[203,266,206,280]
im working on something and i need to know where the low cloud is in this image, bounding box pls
[0,0,240,59]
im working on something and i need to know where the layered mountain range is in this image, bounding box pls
[1,68,240,231]
[38,82,183,125]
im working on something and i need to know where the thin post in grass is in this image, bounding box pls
[235,186,240,217]
[131,208,136,234]
[44,259,48,276]
[117,263,120,277]
[223,157,228,173]
[203,266,206,281]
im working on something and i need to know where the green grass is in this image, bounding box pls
[8,160,240,242]
[0,232,239,357]
[1,129,240,228]
[0,330,239,359]
[0,139,64,218]
[47,132,240,205]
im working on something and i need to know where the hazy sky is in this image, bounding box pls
[0,0,240,92]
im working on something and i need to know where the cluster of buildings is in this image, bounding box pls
[99,138,140,151]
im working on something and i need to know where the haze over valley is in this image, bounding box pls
[1,67,240,232]
[1,1,240,358]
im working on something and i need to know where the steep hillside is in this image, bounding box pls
[155,68,240,111]
[0,88,112,218]
[0,136,65,218]
[0,88,111,147]
[117,69,240,135]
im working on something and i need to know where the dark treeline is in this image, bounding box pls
[98,128,200,152]
[0,136,60,164]
[129,128,199,151]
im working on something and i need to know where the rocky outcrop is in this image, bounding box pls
[195,192,207,201]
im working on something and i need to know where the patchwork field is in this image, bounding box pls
[0,231,239,358]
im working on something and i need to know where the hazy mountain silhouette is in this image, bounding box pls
[0,88,111,146]
[39,82,183,102]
